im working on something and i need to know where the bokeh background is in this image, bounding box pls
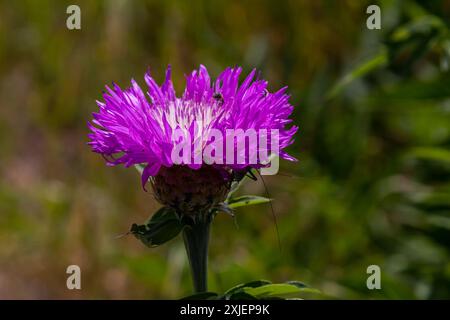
[0,0,449,299]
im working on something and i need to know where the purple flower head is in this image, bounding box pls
[88,65,298,190]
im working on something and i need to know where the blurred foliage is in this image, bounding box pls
[0,0,449,299]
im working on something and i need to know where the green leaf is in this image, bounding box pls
[243,283,320,299]
[390,16,445,43]
[130,207,183,247]
[180,292,219,300]
[227,195,271,209]
[408,147,450,165]
[224,280,272,297]
[327,50,388,99]
[426,215,450,230]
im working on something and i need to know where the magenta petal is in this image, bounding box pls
[88,65,298,183]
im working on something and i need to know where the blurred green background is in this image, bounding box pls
[0,0,449,299]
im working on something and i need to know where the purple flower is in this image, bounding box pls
[88,65,298,190]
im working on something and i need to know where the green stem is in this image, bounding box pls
[182,215,211,293]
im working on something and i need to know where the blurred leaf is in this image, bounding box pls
[390,15,445,42]
[408,147,450,165]
[327,50,387,99]
[227,195,271,209]
[426,215,450,230]
[439,38,450,72]
[130,207,183,247]
[379,74,450,99]
[388,33,437,74]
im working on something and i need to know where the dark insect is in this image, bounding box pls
[213,92,224,105]
[231,167,258,183]
[262,88,269,97]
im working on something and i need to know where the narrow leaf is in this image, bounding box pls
[327,50,387,99]
[227,195,271,209]
[408,147,450,164]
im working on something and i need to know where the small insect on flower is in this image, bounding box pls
[88,65,298,216]
[231,166,258,183]
[212,92,224,105]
